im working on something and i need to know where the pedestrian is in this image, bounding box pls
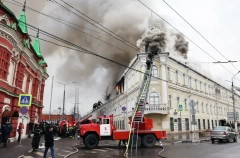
[28,121,34,138]
[2,120,12,148]
[17,122,24,142]
[43,126,55,158]
[31,123,41,152]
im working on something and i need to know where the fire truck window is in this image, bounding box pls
[103,119,110,124]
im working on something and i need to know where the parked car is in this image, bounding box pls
[210,126,237,143]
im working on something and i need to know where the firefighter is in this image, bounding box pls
[68,124,74,138]
[62,124,67,138]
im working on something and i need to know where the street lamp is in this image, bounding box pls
[55,81,76,120]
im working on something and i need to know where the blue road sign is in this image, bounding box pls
[18,94,32,106]
[122,106,126,111]
[178,103,183,112]
[20,106,28,115]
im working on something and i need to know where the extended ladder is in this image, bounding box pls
[124,51,157,158]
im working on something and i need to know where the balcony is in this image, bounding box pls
[144,104,169,115]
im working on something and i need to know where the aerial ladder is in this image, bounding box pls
[124,44,161,157]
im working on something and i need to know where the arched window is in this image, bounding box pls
[149,92,159,105]
[152,66,158,77]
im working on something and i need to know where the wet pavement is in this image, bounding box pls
[0,136,79,158]
[68,136,240,158]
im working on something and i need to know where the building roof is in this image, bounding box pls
[18,11,28,34]
[33,37,43,58]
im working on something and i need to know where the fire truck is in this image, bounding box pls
[79,114,166,149]
[79,44,167,151]
[59,119,75,135]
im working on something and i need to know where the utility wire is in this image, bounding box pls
[162,0,240,73]
[6,0,136,57]
[137,0,236,77]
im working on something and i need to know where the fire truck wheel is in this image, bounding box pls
[142,134,156,148]
[130,135,141,148]
[84,134,99,149]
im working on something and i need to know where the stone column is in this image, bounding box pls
[159,53,169,104]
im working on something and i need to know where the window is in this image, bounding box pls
[175,71,178,83]
[167,67,171,80]
[204,84,207,93]
[37,85,41,100]
[200,82,202,91]
[183,74,186,85]
[22,73,27,92]
[202,103,204,113]
[184,98,187,110]
[152,66,158,77]
[7,60,15,85]
[195,79,197,89]
[206,104,208,114]
[149,92,159,105]
[28,78,33,94]
[177,97,180,108]
[0,47,11,80]
[210,105,212,114]
[189,77,192,87]
[197,101,199,112]
[169,95,172,108]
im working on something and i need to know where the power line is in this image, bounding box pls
[6,0,136,57]
[162,0,240,73]
[137,0,236,77]
[49,0,141,52]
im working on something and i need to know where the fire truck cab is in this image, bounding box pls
[79,114,166,149]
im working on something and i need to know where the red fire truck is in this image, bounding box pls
[79,114,166,149]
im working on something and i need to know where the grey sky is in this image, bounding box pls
[6,0,240,115]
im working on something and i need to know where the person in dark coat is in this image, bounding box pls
[1,121,12,148]
[17,122,24,142]
[28,121,34,138]
[31,123,41,152]
[43,126,55,158]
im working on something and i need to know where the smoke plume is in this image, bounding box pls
[173,33,189,59]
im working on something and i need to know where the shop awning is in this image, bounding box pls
[2,110,19,118]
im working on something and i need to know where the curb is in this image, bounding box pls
[173,139,210,144]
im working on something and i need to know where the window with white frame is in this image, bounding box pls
[183,74,186,85]
[168,95,172,108]
[197,101,199,112]
[28,78,33,94]
[189,77,192,88]
[22,73,28,92]
[7,60,15,85]
[152,66,158,77]
[149,92,160,105]
[184,98,187,110]
[210,105,212,114]
[195,79,198,90]
[176,70,178,83]
[167,67,171,80]
[202,102,204,113]
[206,104,208,113]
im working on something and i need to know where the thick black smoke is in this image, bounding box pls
[173,33,189,58]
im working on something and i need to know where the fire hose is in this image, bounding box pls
[158,140,166,158]
[64,145,79,158]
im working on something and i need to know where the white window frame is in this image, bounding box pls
[152,65,158,77]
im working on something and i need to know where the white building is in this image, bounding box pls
[100,52,240,134]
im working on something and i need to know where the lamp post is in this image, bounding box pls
[55,81,76,120]
[58,107,61,121]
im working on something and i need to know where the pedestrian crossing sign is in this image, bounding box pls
[18,94,32,107]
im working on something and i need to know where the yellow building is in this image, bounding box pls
[99,52,239,134]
